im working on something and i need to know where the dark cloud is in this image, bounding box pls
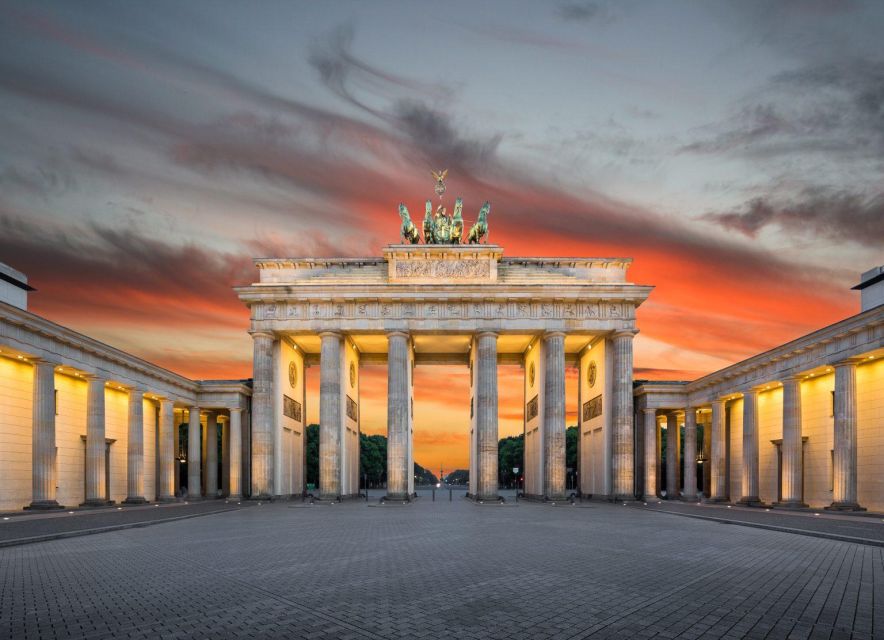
[557,2,609,23]
[702,188,884,248]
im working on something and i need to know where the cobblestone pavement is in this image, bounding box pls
[1,497,882,639]
[633,500,884,545]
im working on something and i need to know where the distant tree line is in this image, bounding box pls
[304,424,578,490]
[305,425,437,489]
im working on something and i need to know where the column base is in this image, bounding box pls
[383,493,410,502]
[773,500,809,510]
[825,501,866,512]
[122,496,148,505]
[226,495,243,501]
[737,496,770,507]
[612,494,636,502]
[79,499,115,508]
[157,495,178,503]
[186,494,204,502]
[704,496,729,503]
[680,494,700,502]
[250,493,273,501]
[24,500,64,510]
[642,494,660,502]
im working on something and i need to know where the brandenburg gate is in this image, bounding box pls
[236,242,652,503]
[236,175,652,503]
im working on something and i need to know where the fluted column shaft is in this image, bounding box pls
[157,399,175,500]
[683,408,698,500]
[319,332,343,500]
[476,332,500,500]
[708,400,727,501]
[30,360,60,509]
[228,408,243,499]
[781,377,806,507]
[831,362,862,509]
[250,332,274,498]
[385,332,410,500]
[642,409,658,500]
[666,413,679,499]
[206,412,218,497]
[612,331,636,500]
[84,376,107,505]
[187,407,201,498]
[542,332,565,500]
[740,390,761,504]
[124,389,146,503]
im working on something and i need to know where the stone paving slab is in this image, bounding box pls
[635,500,884,545]
[1,498,882,639]
[0,500,249,546]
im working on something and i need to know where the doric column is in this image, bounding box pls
[206,412,218,498]
[157,399,175,501]
[611,330,636,500]
[29,359,61,509]
[124,388,147,504]
[476,331,500,501]
[642,408,658,501]
[187,407,201,499]
[386,332,410,500]
[706,399,727,502]
[665,413,679,499]
[82,376,108,506]
[542,331,565,500]
[228,408,243,500]
[828,362,863,510]
[738,389,763,506]
[780,376,807,508]
[319,331,343,500]
[682,408,698,501]
[250,331,274,499]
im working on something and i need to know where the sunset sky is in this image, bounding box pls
[2,1,882,475]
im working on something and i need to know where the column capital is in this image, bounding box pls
[832,358,862,369]
[30,356,60,368]
[542,330,566,340]
[229,406,243,414]
[642,407,657,416]
[250,330,275,340]
[611,329,638,340]
[476,330,499,340]
[318,330,343,340]
[386,330,410,339]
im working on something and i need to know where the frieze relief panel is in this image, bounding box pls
[256,299,634,322]
[394,260,491,279]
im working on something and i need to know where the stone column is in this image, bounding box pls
[642,408,658,501]
[611,330,636,500]
[829,361,863,510]
[228,408,243,500]
[250,331,274,499]
[82,376,108,506]
[187,407,201,499]
[665,413,679,499]
[124,388,147,504]
[707,399,727,502]
[29,359,61,509]
[682,408,698,501]
[206,412,218,498]
[158,399,175,501]
[738,389,763,506]
[476,332,500,501]
[780,376,807,508]
[542,331,565,501]
[385,332,410,500]
[319,331,343,500]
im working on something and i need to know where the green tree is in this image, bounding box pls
[497,434,524,488]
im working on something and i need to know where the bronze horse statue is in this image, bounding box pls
[422,200,435,244]
[466,201,491,244]
[450,197,464,244]
[398,203,420,244]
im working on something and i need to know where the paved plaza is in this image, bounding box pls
[1,496,882,640]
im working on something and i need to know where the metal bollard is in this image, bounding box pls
[449,489,452,501]
[432,489,435,502]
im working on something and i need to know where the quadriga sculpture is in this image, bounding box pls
[466,201,491,244]
[398,203,421,244]
[451,197,464,244]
